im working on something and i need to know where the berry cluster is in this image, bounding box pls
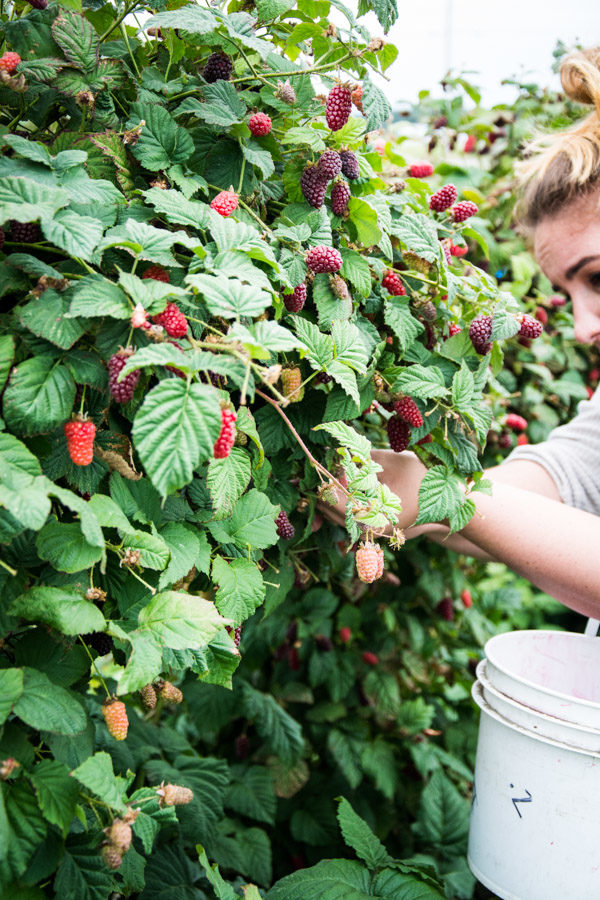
[213,407,237,458]
[325,84,352,131]
[305,245,342,274]
[381,270,406,296]
[355,541,384,583]
[429,183,457,212]
[275,510,295,539]
[469,314,493,354]
[64,417,96,466]
[283,283,307,312]
[210,190,238,217]
[108,348,140,404]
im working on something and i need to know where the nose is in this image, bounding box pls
[572,293,600,344]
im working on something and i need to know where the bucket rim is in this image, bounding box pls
[472,681,600,757]
[484,629,600,711]
[477,660,600,738]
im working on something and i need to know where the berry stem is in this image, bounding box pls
[240,359,252,406]
[120,22,142,79]
[237,198,275,235]
[123,564,157,595]
[100,1,142,43]
[237,143,246,195]
[230,52,355,84]
[0,558,17,576]
[78,636,111,699]
[79,384,87,416]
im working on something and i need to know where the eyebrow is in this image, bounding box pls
[565,255,600,281]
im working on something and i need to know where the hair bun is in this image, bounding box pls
[560,48,600,107]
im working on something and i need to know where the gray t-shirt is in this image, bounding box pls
[503,388,600,516]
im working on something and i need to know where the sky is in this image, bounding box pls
[344,0,598,108]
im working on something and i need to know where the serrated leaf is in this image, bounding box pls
[143,5,216,34]
[340,248,371,297]
[347,196,381,246]
[31,759,79,835]
[207,448,251,517]
[138,590,227,649]
[490,305,521,341]
[0,669,24,725]
[36,521,104,573]
[52,11,98,74]
[143,186,211,230]
[266,858,371,900]
[362,72,391,131]
[71,752,127,812]
[69,275,131,319]
[3,134,52,166]
[241,682,304,763]
[281,126,326,152]
[332,321,369,373]
[9,586,105,634]
[158,522,201,590]
[117,629,162,696]
[187,273,272,319]
[20,290,88,349]
[14,668,87,736]
[392,365,448,400]
[0,176,69,224]
[208,489,279,550]
[336,797,391,869]
[42,209,103,261]
[412,770,469,855]
[392,213,439,262]
[225,766,276,825]
[212,556,265,623]
[292,317,334,368]
[242,140,274,179]
[128,104,194,171]
[314,420,373,460]
[3,356,76,436]
[327,360,360,405]
[132,380,222,497]
[179,80,246,127]
[451,361,474,409]
[383,297,424,352]
[415,466,464,526]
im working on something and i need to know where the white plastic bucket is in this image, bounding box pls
[476,659,600,753]
[469,683,600,900]
[484,630,600,728]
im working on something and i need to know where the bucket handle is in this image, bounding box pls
[584,618,600,637]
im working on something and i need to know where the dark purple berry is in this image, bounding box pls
[316,371,333,384]
[0,227,4,251]
[469,314,493,354]
[235,734,249,759]
[283,283,307,312]
[203,52,232,83]
[300,165,328,209]
[83,632,114,655]
[317,149,342,180]
[331,181,350,215]
[108,349,140,404]
[29,0,48,8]
[9,220,40,243]
[315,634,333,651]
[275,510,295,539]
[326,84,352,131]
[387,416,411,452]
[339,150,360,179]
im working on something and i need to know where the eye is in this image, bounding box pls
[589,272,600,288]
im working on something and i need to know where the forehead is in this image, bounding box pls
[534,193,600,282]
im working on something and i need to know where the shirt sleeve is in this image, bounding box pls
[502,388,600,516]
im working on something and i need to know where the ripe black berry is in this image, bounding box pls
[9,221,40,243]
[387,416,411,452]
[316,371,333,384]
[203,52,232,83]
[331,181,350,215]
[83,632,114,655]
[339,149,360,179]
[300,165,328,208]
[317,149,342,180]
[469,314,493,354]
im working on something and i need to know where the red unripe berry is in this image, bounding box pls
[351,85,363,111]
[505,413,528,432]
[152,303,188,338]
[288,647,300,670]
[213,407,237,458]
[248,112,272,136]
[142,265,169,283]
[381,270,406,296]
[535,306,548,325]
[589,368,600,382]
[109,348,140,404]
[464,134,477,152]
[0,52,21,74]
[450,243,468,257]
[338,626,352,643]
[518,313,543,339]
[362,651,379,666]
[393,396,423,428]
[331,181,351,216]
[305,245,342,274]
[461,589,473,608]
[210,190,238,217]
[325,84,352,131]
[417,433,433,445]
[451,201,478,222]
[516,433,529,446]
[64,418,96,466]
[275,510,295,539]
[447,323,462,337]
[409,161,434,177]
[429,184,458,212]
[550,295,566,307]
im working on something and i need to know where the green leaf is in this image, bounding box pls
[266,858,371,900]
[208,489,279,550]
[336,797,391,869]
[9,586,105,634]
[347,197,381,246]
[242,140,275,179]
[384,297,424,352]
[490,305,520,342]
[0,335,15,392]
[371,869,444,899]
[331,321,369,373]
[362,72,391,131]
[281,126,326,152]
[451,361,475,409]
[36,521,104,573]
[71,752,128,812]
[225,766,276,825]
[87,493,133,534]
[13,668,87,736]
[412,770,469,855]
[128,104,194,171]
[158,522,201,590]
[187,273,272,319]
[392,214,439,262]
[69,275,131,319]
[235,406,264,466]
[143,5,215,34]
[138,590,227,649]
[207,448,251,517]
[292,317,334,368]
[212,556,265,623]
[0,780,47,879]
[3,134,52,166]
[392,365,448,400]
[314,420,373,460]
[415,467,464,526]
[340,249,372,297]
[3,356,76,436]
[52,10,98,73]
[42,209,103,261]
[180,81,246,127]
[241,682,304,763]
[30,759,79,835]
[327,361,359,405]
[0,669,24,725]
[53,833,116,900]
[0,176,69,224]
[198,846,238,900]
[122,530,170,570]
[143,187,211,230]
[132,380,222,498]
[327,729,362,788]
[20,290,88,350]
[117,629,162,696]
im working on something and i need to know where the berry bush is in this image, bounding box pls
[0,3,581,897]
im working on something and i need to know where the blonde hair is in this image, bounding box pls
[516,48,600,232]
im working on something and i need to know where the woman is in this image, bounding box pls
[328,48,600,618]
